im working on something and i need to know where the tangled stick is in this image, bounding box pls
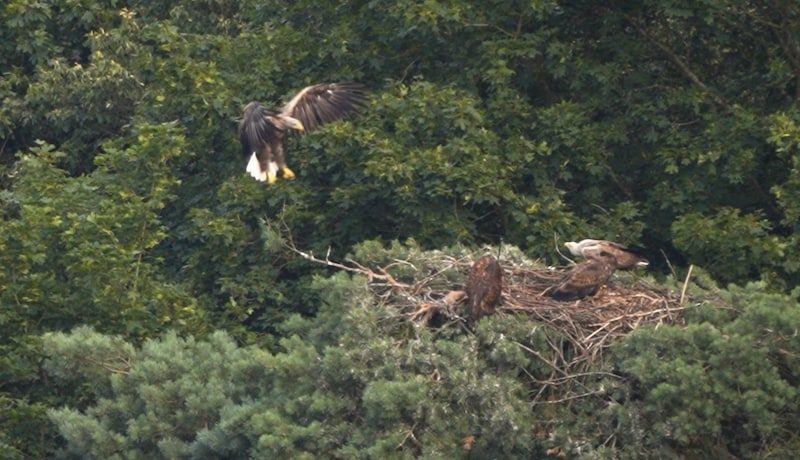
[285,237,691,401]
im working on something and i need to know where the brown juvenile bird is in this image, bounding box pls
[239,82,368,184]
[547,251,618,301]
[564,239,649,270]
[466,255,503,322]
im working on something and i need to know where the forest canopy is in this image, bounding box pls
[2,0,800,458]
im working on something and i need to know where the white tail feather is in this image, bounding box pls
[246,152,267,181]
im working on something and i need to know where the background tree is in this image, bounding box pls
[3,0,800,457]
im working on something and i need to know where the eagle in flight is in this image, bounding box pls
[238,82,368,183]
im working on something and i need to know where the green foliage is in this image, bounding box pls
[21,53,143,174]
[0,125,202,340]
[672,208,787,285]
[172,177,310,346]
[44,327,273,459]
[3,0,800,287]
[0,125,204,456]
[768,109,800,262]
[4,0,800,457]
[33,242,800,458]
[6,0,800,288]
[607,285,800,458]
[43,263,550,459]
[0,397,50,460]
[4,0,121,67]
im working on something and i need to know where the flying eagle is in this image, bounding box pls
[564,239,649,269]
[466,255,503,322]
[547,251,618,301]
[238,82,368,183]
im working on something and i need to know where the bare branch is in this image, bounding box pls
[680,264,694,305]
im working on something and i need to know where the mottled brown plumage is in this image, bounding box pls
[565,239,648,270]
[466,255,503,322]
[547,251,617,301]
[239,82,368,183]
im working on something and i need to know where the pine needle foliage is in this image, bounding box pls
[40,243,800,458]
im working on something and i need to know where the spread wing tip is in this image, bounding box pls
[281,82,369,131]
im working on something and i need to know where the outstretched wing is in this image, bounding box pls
[280,82,368,132]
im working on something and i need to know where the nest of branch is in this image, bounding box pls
[290,245,689,395]
[503,264,685,345]
[499,264,687,381]
[292,245,685,337]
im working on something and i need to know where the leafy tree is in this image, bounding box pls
[0,124,202,340]
[672,208,787,286]
[0,124,203,457]
[7,0,800,290]
[4,0,800,456]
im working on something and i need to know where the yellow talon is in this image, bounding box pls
[267,172,278,184]
[282,167,296,180]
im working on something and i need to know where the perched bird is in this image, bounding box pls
[238,82,368,183]
[466,255,503,322]
[547,251,618,301]
[564,239,649,269]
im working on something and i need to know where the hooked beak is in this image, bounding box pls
[278,114,304,131]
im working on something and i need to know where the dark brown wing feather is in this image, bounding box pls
[548,253,617,301]
[280,82,368,132]
[583,241,648,270]
[239,102,282,159]
[466,255,503,322]
[607,247,648,269]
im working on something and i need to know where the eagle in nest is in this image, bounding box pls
[466,255,503,322]
[565,239,649,270]
[238,82,368,183]
[547,250,618,301]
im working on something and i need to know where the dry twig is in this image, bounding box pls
[287,240,689,404]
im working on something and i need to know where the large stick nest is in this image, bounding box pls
[293,245,686,333]
[503,263,685,345]
[290,244,690,392]
[498,263,686,379]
